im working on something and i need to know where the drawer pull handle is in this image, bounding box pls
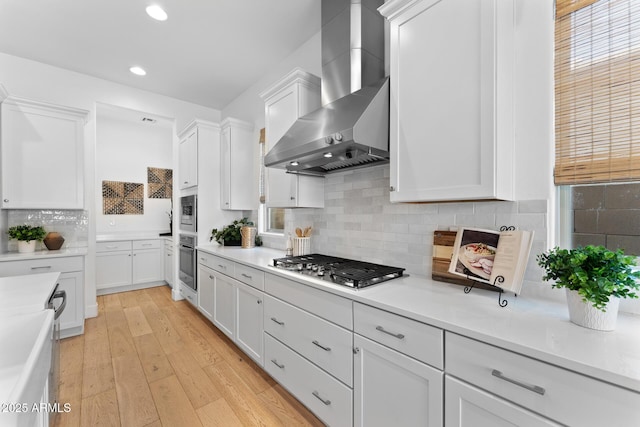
[218,264,227,269]
[312,340,331,352]
[312,391,331,406]
[31,266,52,270]
[200,257,206,261]
[376,325,405,340]
[270,317,285,326]
[271,359,285,369]
[491,369,546,396]
[241,273,252,279]
[106,245,118,249]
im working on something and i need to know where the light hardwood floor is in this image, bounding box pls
[54,285,325,427]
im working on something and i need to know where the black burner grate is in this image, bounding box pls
[272,254,405,288]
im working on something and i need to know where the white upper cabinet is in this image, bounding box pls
[380,0,515,202]
[220,118,256,210]
[1,96,88,209]
[259,68,325,208]
[178,125,198,190]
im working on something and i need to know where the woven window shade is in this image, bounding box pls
[555,0,640,185]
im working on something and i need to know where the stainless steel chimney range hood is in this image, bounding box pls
[264,0,389,176]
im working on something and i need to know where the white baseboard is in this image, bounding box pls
[96,281,168,296]
[85,303,98,319]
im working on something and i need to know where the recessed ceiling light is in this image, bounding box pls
[146,5,168,21]
[129,66,147,76]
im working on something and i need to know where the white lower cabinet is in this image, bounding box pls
[235,282,264,366]
[445,376,559,427]
[353,334,443,427]
[197,251,265,365]
[164,240,174,286]
[265,333,352,427]
[0,256,84,338]
[213,272,236,339]
[96,239,163,293]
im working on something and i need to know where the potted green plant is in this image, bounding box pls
[7,225,47,253]
[536,245,640,331]
[210,218,260,246]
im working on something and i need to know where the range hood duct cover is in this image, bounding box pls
[264,0,389,175]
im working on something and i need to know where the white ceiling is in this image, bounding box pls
[0,0,321,110]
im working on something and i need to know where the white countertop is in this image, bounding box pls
[0,247,87,262]
[0,272,60,315]
[196,244,640,393]
[97,233,173,242]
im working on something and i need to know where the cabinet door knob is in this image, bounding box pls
[389,186,395,192]
[257,299,262,305]
[3,199,8,202]
[290,196,295,200]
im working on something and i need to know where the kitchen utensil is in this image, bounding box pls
[295,227,303,237]
[303,226,312,237]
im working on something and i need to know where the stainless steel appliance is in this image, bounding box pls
[179,234,197,290]
[180,195,197,232]
[272,254,405,289]
[47,284,66,426]
[264,0,389,175]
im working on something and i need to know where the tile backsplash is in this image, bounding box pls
[5,209,88,251]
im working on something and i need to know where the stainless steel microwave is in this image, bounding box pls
[180,195,196,232]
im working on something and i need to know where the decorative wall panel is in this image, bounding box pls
[102,181,144,214]
[147,167,173,199]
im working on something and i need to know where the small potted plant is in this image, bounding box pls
[7,225,47,253]
[210,218,260,246]
[537,245,640,331]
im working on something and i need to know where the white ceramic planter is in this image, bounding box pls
[17,240,36,253]
[566,288,620,331]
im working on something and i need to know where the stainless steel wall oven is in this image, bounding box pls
[179,234,197,291]
[180,195,197,232]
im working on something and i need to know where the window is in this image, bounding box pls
[555,0,640,255]
[258,128,284,234]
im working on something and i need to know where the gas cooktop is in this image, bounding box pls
[271,254,405,289]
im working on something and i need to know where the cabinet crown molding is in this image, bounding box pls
[2,95,89,123]
[378,0,425,19]
[178,118,220,138]
[259,67,321,102]
[221,117,254,131]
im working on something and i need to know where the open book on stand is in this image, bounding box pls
[448,227,534,294]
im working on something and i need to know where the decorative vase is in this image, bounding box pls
[43,232,65,250]
[241,226,257,249]
[18,240,37,253]
[566,288,620,331]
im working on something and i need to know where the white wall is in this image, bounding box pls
[96,112,173,234]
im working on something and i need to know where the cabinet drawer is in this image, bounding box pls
[96,241,131,252]
[264,295,353,386]
[446,332,640,427]
[198,252,235,276]
[265,273,352,329]
[234,263,264,290]
[354,302,443,369]
[132,239,161,250]
[264,333,352,427]
[0,256,84,276]
[179,284,197,308]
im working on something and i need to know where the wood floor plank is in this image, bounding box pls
[139,300,186,355]
[118,290,140,309]
[80,388,121,427]
[145,286,173,308]
[162,305,224,367]
[83,312,109,343]
[81,334,114,398]
[196,398,244,427]
[105,309,137,357]
[123,306,153,337]
[203,361,284,426]
[258,384,326,427]
[112,354,159,427]
[166,350,223,409]
[133,333,174,383]
[102,293,123,312]
[149,375,203,427]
